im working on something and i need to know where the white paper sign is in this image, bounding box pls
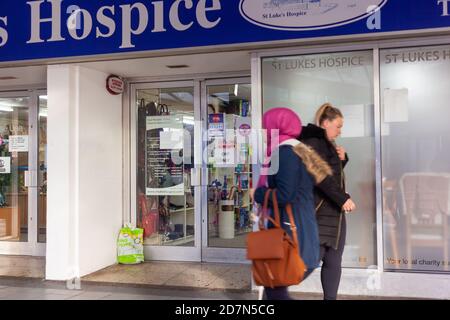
[339,105,365,138]
[0,157,11,174]
[160,129,184,150]
[384,88,409,123]
[9,135,29,152]
[146,115,184,196]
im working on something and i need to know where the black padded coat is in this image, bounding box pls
[299,124,350,249]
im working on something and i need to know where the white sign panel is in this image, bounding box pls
[0,157,11,174]
[160,129,184,150]
[146,115,184,196]
[9,135,28,152]
[240,0,387,31]
[384,88,409,123]
[339,105,365,138]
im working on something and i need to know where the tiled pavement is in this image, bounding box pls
[82,261,253,291]
[0,277,419,300]
[0,277,260,300]
[0,256,421,300]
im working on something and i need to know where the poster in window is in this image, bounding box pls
[0,157,11,174]
[208,113,225,138]
[383,88,409,123]
[146,115,184,196]
[9,135,29,152]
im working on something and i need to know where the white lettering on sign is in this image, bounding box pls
[197,0,222,29]
[438,0,450,16]
[239,0,387,31]
[0,16,7,47]
[25,0,222,49]
[170,0,194,32]
[27,0,65,43]
[67,8,92,40]
[96,6,116,38]
[119,3,149,49]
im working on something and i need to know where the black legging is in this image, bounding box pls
[264,217,347,300]
[319,215,346,300]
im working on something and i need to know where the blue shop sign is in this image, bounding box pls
[1,0,450,63]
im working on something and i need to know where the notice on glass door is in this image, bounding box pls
[8,135,28,152]
[0,157,11,174]
[146,115,184,196]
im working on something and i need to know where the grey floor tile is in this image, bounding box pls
[100,293,159,300]
[67,291,113,300]
[10,293,70,300]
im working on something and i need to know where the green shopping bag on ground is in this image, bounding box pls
[117,224,144,264]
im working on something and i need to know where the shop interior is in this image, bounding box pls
[81,50,253,256]
[0,50,254,259]
[0,66,47,245]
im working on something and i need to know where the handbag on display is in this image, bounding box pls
[142,211,158,238]
[246,189,306,288]
[158,103,170,115]
[138,194,159,238]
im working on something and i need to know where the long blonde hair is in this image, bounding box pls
[315,103,343,127]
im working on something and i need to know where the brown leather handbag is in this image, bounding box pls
[246,189,306,288]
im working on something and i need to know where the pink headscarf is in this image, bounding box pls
[257,108,303,187]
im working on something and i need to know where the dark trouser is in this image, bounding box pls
[319,215,346,300]
[264,268,315,300]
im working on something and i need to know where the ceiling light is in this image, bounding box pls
[0,106,13,112]
[183,116,195,125]
[166,65,189,69]
[0,76,18,80]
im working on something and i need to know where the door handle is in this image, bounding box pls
[24,170,37,187]
[190,168,201,187]
[190,168,209,186]
[201,168,209,186]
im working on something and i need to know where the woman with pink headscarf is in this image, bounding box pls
[253,108,332,300]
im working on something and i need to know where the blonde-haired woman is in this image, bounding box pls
[299,103,356,300]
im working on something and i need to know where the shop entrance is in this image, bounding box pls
[0,90,47,256]
[131,77,253,263]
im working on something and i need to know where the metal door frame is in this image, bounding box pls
[200,77,252,263]
[0,89,46,256]
[129,81,202,261]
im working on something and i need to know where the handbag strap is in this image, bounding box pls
[271,190,300,248]
[158,103,170,115]
[258,189,280,230]
[139,98,145,110]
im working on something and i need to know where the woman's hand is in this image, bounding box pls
[336,145,346,161]
[342,198,356,213]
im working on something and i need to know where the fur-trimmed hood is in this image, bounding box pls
[293,142,332,184]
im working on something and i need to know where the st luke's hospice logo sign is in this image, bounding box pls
[239,0,388,31]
